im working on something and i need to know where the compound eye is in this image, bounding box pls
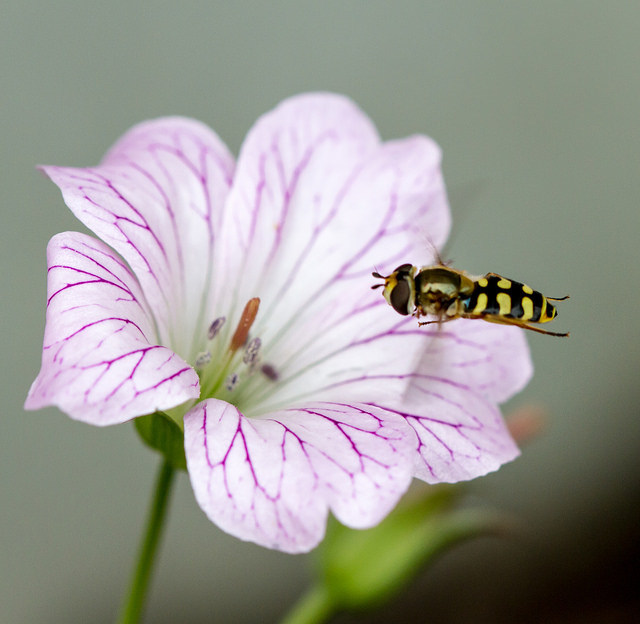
[390,278,411,315]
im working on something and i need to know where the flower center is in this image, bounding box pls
[195,298,277,412]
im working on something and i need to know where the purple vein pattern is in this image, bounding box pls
[26,93,532,552]
[25,233,200,425]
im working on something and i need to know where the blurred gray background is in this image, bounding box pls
[2,2,639,623]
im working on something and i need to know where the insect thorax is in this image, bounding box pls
[414,267,474,317]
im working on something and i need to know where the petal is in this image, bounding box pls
[387,320,532,483]
[25,232,199,425]
[40,117,235,359]
[184,399,417,553]
[214,93,451,412]
[421,319,533,405]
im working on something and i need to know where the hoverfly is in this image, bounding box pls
[372,263,569,337]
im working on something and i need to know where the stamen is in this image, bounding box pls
[229,298,260,352]
[243,337,261,365]
[261,363,279,381]
[225,372,239,392]
[195,351,212,368]
[208,317,226,340]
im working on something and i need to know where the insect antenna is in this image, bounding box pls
[371,269,387,289]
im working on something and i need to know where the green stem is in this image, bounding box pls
[116,459,176,624]
[279,585,335,624]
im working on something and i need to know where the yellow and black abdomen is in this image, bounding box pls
[462,274,558,324]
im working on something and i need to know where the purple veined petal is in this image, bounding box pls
[184,398,417,553]
[210,93,451,411]
[216,94,450,317]
[25,232,200,426]
[418,319,533,405]
[402,384,520,483]
[40,118,235,360]
[382,319,531,483]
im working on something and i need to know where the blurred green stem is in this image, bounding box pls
[280,585,335,624]
[116,459,175,624]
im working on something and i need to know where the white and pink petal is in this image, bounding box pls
[184,399,417,553]
[25,232,199,426]
[217,94,450,324]
[389,320,531,483]
[415,319,533,405]
[40,117,235,359]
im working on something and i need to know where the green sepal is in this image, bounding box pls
[317,485,508,612]
[134,412,187,471]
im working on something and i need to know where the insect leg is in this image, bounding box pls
[477,314,570,337]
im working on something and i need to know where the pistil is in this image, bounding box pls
[229,298,260,352]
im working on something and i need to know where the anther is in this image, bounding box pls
[225,372,239,392]
[195,351,212,368]
[261,363,279,381]
[208,317,226,340]
[229,298,260,352]
[243,337,261,365]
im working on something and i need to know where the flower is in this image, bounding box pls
[25,93,532,553]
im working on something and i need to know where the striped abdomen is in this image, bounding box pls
[462,274,557,323]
